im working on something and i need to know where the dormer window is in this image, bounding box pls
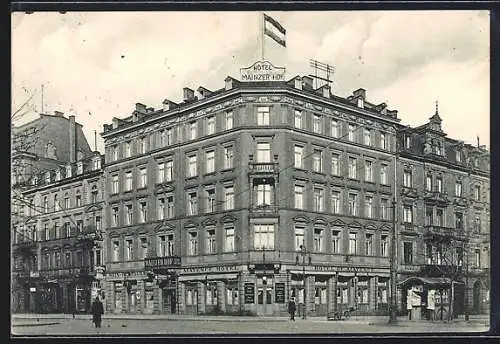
[405,136,411,149]
[77,162,83,175]
[45,172,51,184]
[93,157,101,171]
[66,165,72,178]
[55,170,61,181]
[456,150,461,162]
[357,98,364,108]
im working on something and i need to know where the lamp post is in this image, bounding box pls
[297,244,310,319]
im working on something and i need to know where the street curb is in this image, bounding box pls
[12,322,60,327]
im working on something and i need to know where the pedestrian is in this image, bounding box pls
[91,296,104,328]
[288,297,296,321]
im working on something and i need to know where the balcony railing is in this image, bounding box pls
[401,186,418,198]
[76,225,102,242]
[423,191,449,205]
[424,225,467,240]
[249,204,279,216]
[248,162,279,174]
[401,223,416,234]
[453,196,469,207]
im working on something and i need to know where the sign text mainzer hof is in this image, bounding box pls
[240,61,286,82]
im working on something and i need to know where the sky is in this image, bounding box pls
[11,11,490,153]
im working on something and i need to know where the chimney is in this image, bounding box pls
[112,118,119,129]
[135,103,147,113]
[162,99,177,111]
[183,88,195,102]
[321,85,330,98]
[353,88,366,100]
[225,77,235,90]
[197,86,212,100]
[294,77,302,90]
[54,110,64,117]
[69,115,76,163]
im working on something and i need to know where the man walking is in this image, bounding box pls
[288,297,296,321]
[91,296,104,328]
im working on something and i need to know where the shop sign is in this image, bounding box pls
[275,283,285,304]
[30,287,36,292]
[313,266,375,274]
[144,256,181,270]
[108,271,145,280]
[240,61,286,82]
[244,283,255,304]
[182,265,240,274]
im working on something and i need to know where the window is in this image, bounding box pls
[456,247,464,267]
[455,181,463,197]
[331,154,339,175]
[348,124,356,142]
[54,222,60,239]
[189,121,197,140]
[426,175,432,191]
[474,185,480,201]
[256,143,271,162]
[224,225,235,252]
[436,208,444,226]
[112,146,118,161]
[403,205,413,223]
[206,188,216,213]
[64,222,71,237]
[474,215,481,232]
[331,119,339,138]
[294,110,302,129]
[313,188,324,212]
[455,212,464,229]
[166,196,174,218]
[294,185,304,209]
[125,204,133,225]
[313,150,322,173]
[187,155,197,177]
[140,238,148,259]
[125,239,133,261]
[348,157,357,179]
[294,145,303,169]
[313,114,322,134]
[380,165,388,185]
[139,167,148,188]
[164,160,173,182]
[44,253,50,269]
[188,232,198,256]
[365,234,373,255]
[254,224,274,250]
[224,146,234,169]
[364,129,371,146]
[294,225,305,251]
[403,170,412,187]
[331,191,341,214]
[43,196,49,213]
[365,161,373,182]
[159,234,175,257]
[64,194,70,209]
[381,235,388,257]
[348,193,357,216]
[381,198,389,220]
[65,252,71,267]
[313,227,324,252]
[112,241,120,262]
[157,198,165,220]
[112,175,119,194]
[141,137,148,154]
[76,220,83,234]
[257,106,270,125]
[225,111,233,130]
[125,172,133,191]
[139,201,147,223]
[475,249,481,267]
[456,150,461,162]
[365,196,373,218]
[206,116,215,135]
[380,132,386,149]
[95,216,101,231]
[187,192,198,216]
[54,194,60,211]
[405,135,411,149]
[90,186,98,203]
[224,186,234,210]
[331,229,340,253]
[227,287,239,306]
[256,184,272,206]
[436,177,443,192]
[206,151,215,174]
[112,207,119,226]
[124,141,131,158]
[349,233,357,254]
[205,227,216,254]
[157,162,165,183]
[425,207,433,226]
[403,242,413,265]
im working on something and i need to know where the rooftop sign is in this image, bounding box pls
[240,60,286,82]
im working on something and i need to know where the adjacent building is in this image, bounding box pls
[11,112,105,314]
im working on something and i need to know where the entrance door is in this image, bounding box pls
[128,291,137,313]
[162,288,177,314]
[256,278,273,316]
[473,281,481,314]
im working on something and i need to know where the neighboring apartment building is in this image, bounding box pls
[100,76,402,316]
[395,109,490,318]
[11,112,105,314]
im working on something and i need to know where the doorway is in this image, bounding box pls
[473,280,481,314]
[128,290,137,313]
[256,276,273,316]
[162,288,177,314]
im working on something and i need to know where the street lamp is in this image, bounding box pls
[296,244,311,319]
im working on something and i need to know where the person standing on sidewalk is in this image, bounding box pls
[288,297,296,321]
[91,296,104,328]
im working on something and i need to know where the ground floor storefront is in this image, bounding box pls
[102,263,390,316]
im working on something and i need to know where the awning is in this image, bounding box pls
[398,276,464,287]
[178,274,238,282]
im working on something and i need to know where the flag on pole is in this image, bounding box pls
[263,14,286,47]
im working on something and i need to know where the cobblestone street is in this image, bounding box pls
[11,315,490,336]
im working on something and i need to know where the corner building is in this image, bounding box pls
[101,76,402,316]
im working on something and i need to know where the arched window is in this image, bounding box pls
[91,186,98,203]
[43,196,49,213]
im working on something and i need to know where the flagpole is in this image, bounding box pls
[261,13,265,61]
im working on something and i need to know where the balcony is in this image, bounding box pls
[400,223,417,235]
[424,191,449,206]
[401,186,418,198]
[249,204,279,217]
[76,225,103,243]
[453,196,469,207]
[423,225,467,241]
[248,161,279,180]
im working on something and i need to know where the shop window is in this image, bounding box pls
[227,287,239,305]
